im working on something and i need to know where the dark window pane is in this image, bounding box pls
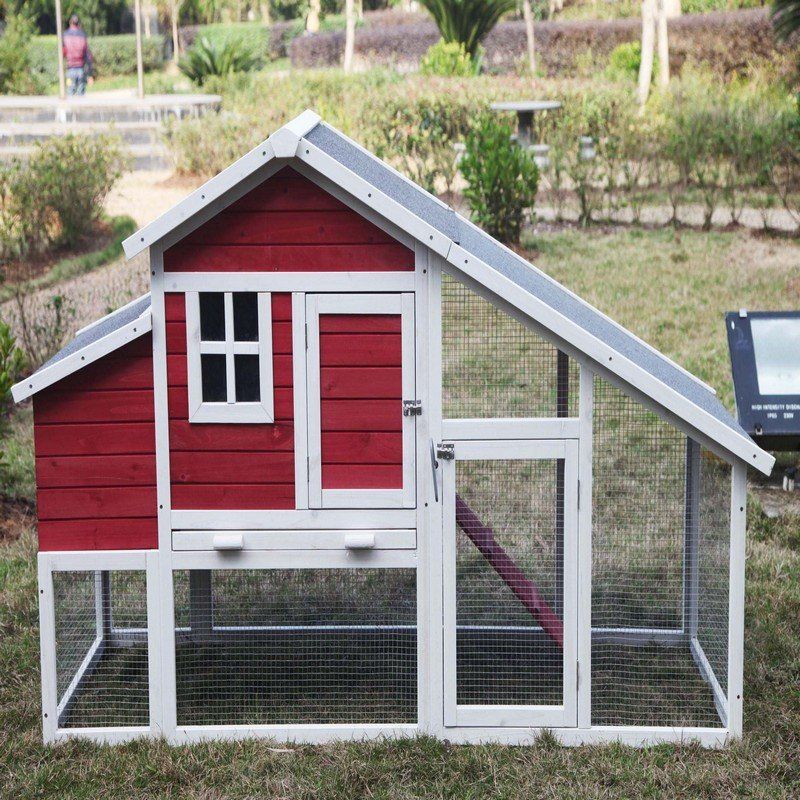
[201,354,227,402]
[235,354,260,402]
[233,292,259,342]
[199,293,225,341]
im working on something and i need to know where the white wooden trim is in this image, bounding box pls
[577,366,593,729]
[444,249,773,475]
[163,272,416,293]
[123,137,280,258]
[145,551,163,736]
[728,462,747,738]
[442,438,578,729]
[305,291,417,510]
[12,311,152,403]
[57,633,103,723]
[172,529,416,551]
[269,109,320,157]
[169,548,417,570]
[186,291,274,424]
[48,551,148,571]
[38,555,57,743]
[51,726,153,744]
[150,245,178,740]
[292,293,309,509]
[442,418,579,440]
[171,723,418,745]
[170,508,417,529]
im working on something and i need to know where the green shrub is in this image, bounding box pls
[0,320,25,481]
[28,33,164,85]
[460,116,539,244]
[604,41,658,82]
[419,0,517,58]
[0,134,127,258]
[179,36,257,85]
[421,39,478,77]
[0,14,45,95]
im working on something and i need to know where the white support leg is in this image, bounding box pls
[727,461,747,738]
[577,366,593,729]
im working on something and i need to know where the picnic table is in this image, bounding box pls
[490,100,562,148]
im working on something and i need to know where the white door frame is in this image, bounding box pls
[442,438,579,728]
[306,292,416,509]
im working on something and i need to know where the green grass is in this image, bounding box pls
[1,227,799,797]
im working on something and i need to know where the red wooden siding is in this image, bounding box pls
[34,337,157,551]
[166,292,295,509]
[320,314,403,490]
[163,167,414,272]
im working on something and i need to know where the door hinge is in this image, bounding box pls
[403,399,422,417]
[436,442,455,461]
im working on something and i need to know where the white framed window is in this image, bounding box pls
[185,291,274,423]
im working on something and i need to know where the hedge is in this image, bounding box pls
[29,34,165,84]
[290,8,788,76]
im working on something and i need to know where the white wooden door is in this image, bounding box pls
[442,438,578,728]
[305,293,416,509]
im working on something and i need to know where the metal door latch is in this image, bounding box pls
[436,443,455,461]
[403,400,422,417]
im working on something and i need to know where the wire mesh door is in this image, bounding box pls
[442,439,578,727]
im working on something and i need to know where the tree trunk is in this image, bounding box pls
[343,0,355,73]
[356,0,363,22]
[664,0,681,16]
[656,0,670,86]
[522,0,536,75]
[171,0,180,63]
[637,0,656,108]
[307,0,320,33]
[260,1,271,25]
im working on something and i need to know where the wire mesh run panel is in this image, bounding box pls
[173,568,417,726]
[441,272,579,418]
[455,458,564,708]
[53,570,149,729]
[592,377,731,728]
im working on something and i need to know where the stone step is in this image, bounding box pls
[0,121,162,146]
[0,142,171,171]
[0,93,220,124]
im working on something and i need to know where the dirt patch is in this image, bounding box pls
[0,496,35,543]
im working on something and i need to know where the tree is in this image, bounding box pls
[638,0,669,106]
[343,0,355,72]
[521,0,535,74]
[656,0,669,86]
[306,0,320,32]
[771,0,800,39]
[419,0,517,59]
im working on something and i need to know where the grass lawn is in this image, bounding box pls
[1,227,799,798]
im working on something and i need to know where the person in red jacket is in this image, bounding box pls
[62,15,94,96]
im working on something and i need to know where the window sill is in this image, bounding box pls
[189,402,275,424]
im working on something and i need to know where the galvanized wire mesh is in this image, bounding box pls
[53,570,149,728]
[173,568,417,725]
[441,272,578,418]
[591,377,729,727]
[696,449,731,697]
[455,459,563,706]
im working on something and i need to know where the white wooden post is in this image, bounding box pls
[727,461,747,738]
[577,366,593,728]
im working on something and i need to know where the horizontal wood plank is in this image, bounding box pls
[227,169,347,213]
[35,389,154,424]
[320,432,402,464]
[38,518,158,551]
[163,243,413,272]
[319,314,401,334]
[320,366,401,399]
[51,354,154,394]
[183,210,396,247]
[319,333,402,367]
[36,455,157,488]
[38,486,157,521]
[34,422,155,456]
[171,483,295,510]
[321,400,401,432]
[168,420,294,451]
[322,464,403,489]
[171,451,294,484]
